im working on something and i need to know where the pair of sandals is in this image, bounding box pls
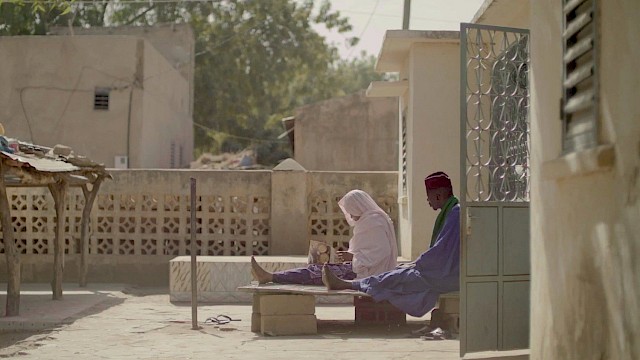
[204,315,241,325]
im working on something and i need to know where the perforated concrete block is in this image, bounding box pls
[259,294,315,315]
[260,314,317,336]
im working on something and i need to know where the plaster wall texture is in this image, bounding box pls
[0,36,136,162]
[404,42,461,259]
[270,169,309,255]
[0,35,192,168]
[293,92,398,171]
[139,41,193,169]
[49,24,195,88]
[529,0,640,359]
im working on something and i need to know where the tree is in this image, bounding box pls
[0,0,71,35]
[1,0,390,165]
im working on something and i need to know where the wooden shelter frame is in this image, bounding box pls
[0,148,109,316]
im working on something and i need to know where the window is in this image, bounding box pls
[562,0,598,153]
[94,87,110,110]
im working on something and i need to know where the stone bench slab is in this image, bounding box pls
[237,283,369,297]
[169,256,352,303]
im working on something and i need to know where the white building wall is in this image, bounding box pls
[530,0,640,359]
[405,41,461,258]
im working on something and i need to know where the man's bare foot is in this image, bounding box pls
[322,265,353,290]
[250,256,273,284]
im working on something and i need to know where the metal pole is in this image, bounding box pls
[402,0,411,30]
[190,177,198,330]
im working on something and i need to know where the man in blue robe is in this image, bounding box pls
[322,171,460,317]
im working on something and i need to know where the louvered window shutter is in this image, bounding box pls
[562,0,598,152]
[401,112,407,195]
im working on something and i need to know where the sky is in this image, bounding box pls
[317,0,486,60]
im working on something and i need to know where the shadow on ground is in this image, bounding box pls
[122,286,170,297]
[243,319,441,341]
[317,319,426,339]
[0,289,125,352]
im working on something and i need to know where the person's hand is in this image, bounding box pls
[336,251,354,262]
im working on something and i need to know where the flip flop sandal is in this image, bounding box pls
[204,315,240,325]
[420,327,448,340]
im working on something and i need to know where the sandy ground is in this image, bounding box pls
[0,285,460,359]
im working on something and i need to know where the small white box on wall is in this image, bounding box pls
[114,155,128,169]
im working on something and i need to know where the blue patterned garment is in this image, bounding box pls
[273,263,356,286]
[354,205,460,317]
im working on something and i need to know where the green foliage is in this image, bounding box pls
[1,0,391,166]
[0,0,71,35]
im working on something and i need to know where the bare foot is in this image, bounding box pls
[321,264,353,290]
[250,256,273,284]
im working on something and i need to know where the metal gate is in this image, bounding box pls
[460,23,530,356]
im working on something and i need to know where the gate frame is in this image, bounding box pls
[459,22,531,357]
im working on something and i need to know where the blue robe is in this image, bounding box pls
[355,205,460,317]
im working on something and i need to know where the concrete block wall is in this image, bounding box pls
[0,168,397,286]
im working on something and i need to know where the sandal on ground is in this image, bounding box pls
[204,315,240,325]
[420,327,449,340]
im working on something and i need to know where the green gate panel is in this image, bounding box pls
[503,207,530,275]
[466,207,498,276]
[502,281,530,349]
[466,281,498,352]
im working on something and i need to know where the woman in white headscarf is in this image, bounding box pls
[251,189,398,285]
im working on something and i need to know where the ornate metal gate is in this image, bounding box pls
[460,23,530,356]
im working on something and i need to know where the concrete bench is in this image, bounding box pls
[238,283,407,336]
[169,255,410,304]
[169,256,338,303]
[435,291,460,333]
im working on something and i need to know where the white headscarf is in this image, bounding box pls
[338,190,398,278]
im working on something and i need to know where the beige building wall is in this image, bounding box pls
[368,31,461,259]
[293,91,398,171]
[0,36,138,164]
[0,35,193,168]
[530,0,640,359]
[49,24,195,117]
[139,42,193,168]
[406,42,461,259]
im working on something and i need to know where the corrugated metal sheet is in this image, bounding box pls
[1,151,79,173]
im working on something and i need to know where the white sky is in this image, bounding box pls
[317,0,485,60]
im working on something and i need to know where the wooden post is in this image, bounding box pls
[79,175,104,287]
[48,179,68,300]
[190,177,199,330]
[0,161,21,316]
